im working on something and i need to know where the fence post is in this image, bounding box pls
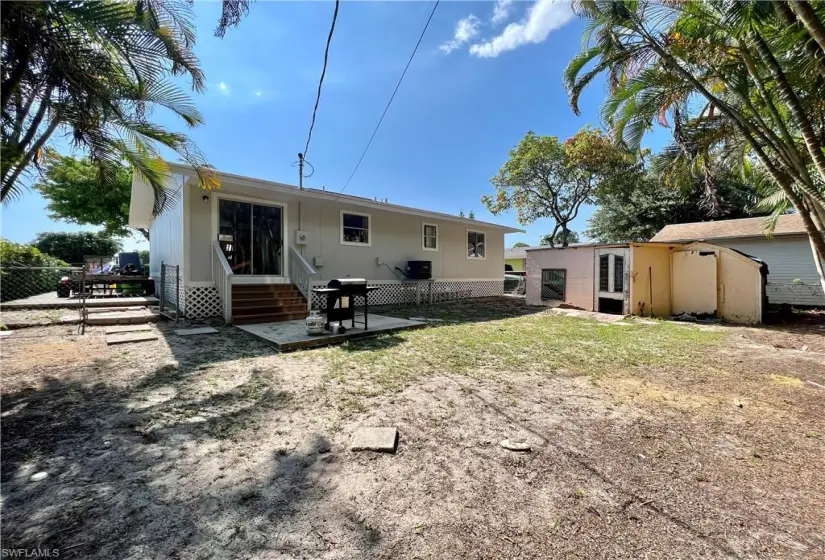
[160,261,166,316]
[175,264,180,323]
[80,268,87,334]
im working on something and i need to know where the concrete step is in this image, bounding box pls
[85,308,160,326]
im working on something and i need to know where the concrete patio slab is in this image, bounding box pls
[174,327,219,336]
[350,427,398,453]
[236,314,425,352]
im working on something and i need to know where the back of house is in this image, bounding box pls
[129,164,522,323]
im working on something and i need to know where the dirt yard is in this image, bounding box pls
[2,298,824,559]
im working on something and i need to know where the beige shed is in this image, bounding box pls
[526,241,767,324]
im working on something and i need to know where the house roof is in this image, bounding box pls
[129,162,524,233]
[505,246,538,259]
[650,214,805,243]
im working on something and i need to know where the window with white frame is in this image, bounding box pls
[467,230,485,258]
[341,211,371,245]
[423,223,438,251]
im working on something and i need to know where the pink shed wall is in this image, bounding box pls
[526,246,596,310]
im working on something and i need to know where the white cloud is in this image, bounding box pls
[469,0,574,58]
[218,81,231,95]
[491,0,514,26]
[439,15,481,54]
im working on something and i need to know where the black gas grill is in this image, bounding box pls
[311,278,381,334]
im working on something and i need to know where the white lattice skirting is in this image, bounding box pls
[310,280,504,309]
[184,286,223,319]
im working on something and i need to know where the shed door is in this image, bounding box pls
[671,250,718,316]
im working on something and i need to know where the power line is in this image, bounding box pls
[304,0,340,159]
[338,0,440,198]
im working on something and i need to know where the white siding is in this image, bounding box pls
[715,236,824,306]
[148,176,185,280]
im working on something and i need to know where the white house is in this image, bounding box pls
[128,163,522,323]
[650,214,824,307]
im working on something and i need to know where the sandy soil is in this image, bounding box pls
[1,301,824,559]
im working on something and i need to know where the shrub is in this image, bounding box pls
[0,239,71,302]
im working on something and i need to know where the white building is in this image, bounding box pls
[651,214,823,307]
[128,163,522,323]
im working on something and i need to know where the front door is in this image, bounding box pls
[218,199,284,276]
[672,249,718,316]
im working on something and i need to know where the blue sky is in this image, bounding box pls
[1,0,670,252]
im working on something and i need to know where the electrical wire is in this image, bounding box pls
[304,0,340,159]
[337,0,439,198]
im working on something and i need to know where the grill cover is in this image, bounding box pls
[328,278,367,288]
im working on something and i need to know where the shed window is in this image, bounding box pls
[423,223,438,250]
[467,230,485,259]
[341,211,370,245]
[599,255,610,292]
[541,269,566,300]
[613,255,624,293]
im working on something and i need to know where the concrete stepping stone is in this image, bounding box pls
[106,332,159,345]
[174,327,219,336]
[105,324,153,334]
[350,427,398,453]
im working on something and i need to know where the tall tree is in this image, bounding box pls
[32,231,121,264]
[0,1,221,211]
[34,150,146,240]
[565,0,825,291]
[483,128,636,247]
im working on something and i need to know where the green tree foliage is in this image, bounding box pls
[483,128,637,247]
[32,231,121,265]
[512,242,530,248]
[0,239,69,301]
[34,150,147,240]
[138,250,150,271]
[1,1,224,211]
[565,0,825,288]
[587,169,761,243]
[540,230,580,246]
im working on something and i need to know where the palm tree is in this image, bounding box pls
[0,0,250,213]
[565,0,825,290]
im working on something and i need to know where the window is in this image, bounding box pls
[599,255,610,292]
[423,223,438,251]
[467,230,485,259]
[341,211,371,246]
[613,255,624,293]
[541,269,566,300]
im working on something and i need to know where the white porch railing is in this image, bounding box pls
[212,240,234,323]
[289,246,316,310]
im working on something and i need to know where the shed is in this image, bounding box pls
[651,214,822,307]
[526,241,767,323]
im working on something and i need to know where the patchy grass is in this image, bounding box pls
[311,308,723,392]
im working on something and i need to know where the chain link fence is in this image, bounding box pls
[0,265,85,303]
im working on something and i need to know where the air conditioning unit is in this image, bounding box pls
[295,230,308,245]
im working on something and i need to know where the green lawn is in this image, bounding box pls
[309,299,724,392]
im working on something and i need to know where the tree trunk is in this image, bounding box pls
[777,1,825,78]
[790,1,825,56]
[1,117,60,201]
[751,31,825,191]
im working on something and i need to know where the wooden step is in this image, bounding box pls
[232,311,309,325]
[232,296,305,307]
[232,284,301,293]
[232,303,307,315]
